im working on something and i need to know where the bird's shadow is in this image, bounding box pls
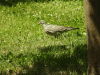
[38,45,67,52]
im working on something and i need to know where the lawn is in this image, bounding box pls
[0,0,87,75]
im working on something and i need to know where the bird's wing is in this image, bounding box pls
[43,24,67,33]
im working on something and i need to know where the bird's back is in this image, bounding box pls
[42,24,76,33]
[42,24,67,32]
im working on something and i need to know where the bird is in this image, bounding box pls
[38,20,79,38]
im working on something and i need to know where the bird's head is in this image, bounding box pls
[38,20,46,24]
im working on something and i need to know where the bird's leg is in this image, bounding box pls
[54,35,59,39]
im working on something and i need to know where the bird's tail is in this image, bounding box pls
[66,27,79,31]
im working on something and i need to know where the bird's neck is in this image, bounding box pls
[42,24,47,29]
[42,24,45,28]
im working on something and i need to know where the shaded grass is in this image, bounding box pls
[0,0,87,75]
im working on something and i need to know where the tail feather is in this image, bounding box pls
[66,27,79,31]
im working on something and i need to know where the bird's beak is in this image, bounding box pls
[38,22,40,24]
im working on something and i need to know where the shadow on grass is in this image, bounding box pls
[0,0,34,7]
[0,0,53,7]
[38,45,67,52]
[0,44,87,75]
[0,0,83,7]
[19,44,87,75]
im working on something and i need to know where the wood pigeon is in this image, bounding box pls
[38,20,79,38]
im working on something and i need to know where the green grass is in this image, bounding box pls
[0,0,87,75]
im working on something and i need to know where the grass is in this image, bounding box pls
[0,0,87,75]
